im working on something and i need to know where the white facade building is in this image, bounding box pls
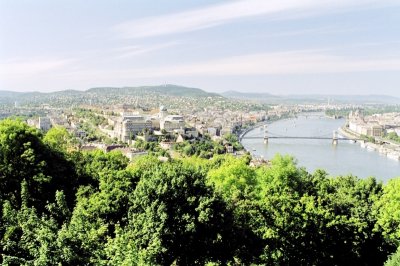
[348,111,383,137]
[114,115,152,142]
[38,117,51,131]
[159,106,168,119]
[207,127,218,137]
[160,115,185,132]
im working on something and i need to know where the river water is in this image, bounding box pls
[241,113,400,182]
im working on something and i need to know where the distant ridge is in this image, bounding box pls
[0,84,222,105]
[222,90,400,104]
[87,84,220,97]
[285,94,400,104]
[1,86,399,105]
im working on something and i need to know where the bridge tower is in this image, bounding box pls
[263,124,269,144]
[332,130,338,145]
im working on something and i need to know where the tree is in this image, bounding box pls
[127,160,237,265]
[0,119,78,212]
[43,126,76,151]
[0,119,398,265]
[207,156,265,263]
[385,248,400,266]
[207,156,257,201]
[51,168,137,265]
[375,178,400,243]
[223,133,243,151]
[1,182,66,265]
[76,150,129,182]
[105,225,139,266]
[253,155,392,265]
[386,132,400,143]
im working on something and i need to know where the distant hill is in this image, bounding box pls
[286,94,400,104]
[0,91,26,105]
[221,90,400,104]
[87,85,220,97]
[0,85,222,106]
[0,90,85,105]
[0,91,24,97]
[1,86,398,106]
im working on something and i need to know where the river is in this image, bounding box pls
[241,113,400,182]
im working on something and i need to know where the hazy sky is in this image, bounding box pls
[1,0,400,96]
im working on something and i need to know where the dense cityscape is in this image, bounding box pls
[2,0,400,265]
[1,86,399,163]
[1,86,400,265]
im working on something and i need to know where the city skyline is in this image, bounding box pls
[1,0,400,97]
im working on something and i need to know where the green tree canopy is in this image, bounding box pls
[375,178,400,244]
[0,119,78,211]
[127,161,237,265]
[43,126,76,151]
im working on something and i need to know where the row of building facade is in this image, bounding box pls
[347,110,400,137]
[110,106,185,142]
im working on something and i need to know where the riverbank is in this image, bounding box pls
[339,126,400,161]
[325,115,344,119]
[239,121,268,141]
[241,114,400,162]
[240,113,400,180]
[239,113,298,141]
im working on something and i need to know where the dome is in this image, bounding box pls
[160,105,167,111]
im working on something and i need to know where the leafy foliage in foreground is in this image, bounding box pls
[385,248,400,266]
[0,119,399,265]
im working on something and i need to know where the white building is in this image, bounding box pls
[348,111,383,137]
[159,106,168,119]
[160,115,185,132]
[207,127,218,137]
[38,117,51,131]
[114,115,152,142]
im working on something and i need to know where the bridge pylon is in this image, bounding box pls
[332,130,338,145]
[263,124,268,144]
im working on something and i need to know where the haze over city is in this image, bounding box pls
[1,0,400,97]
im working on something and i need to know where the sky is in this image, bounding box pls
[1,0,400,97]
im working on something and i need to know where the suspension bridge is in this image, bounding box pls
[240,124,362,145]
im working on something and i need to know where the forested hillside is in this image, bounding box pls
[0,119,399,265]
